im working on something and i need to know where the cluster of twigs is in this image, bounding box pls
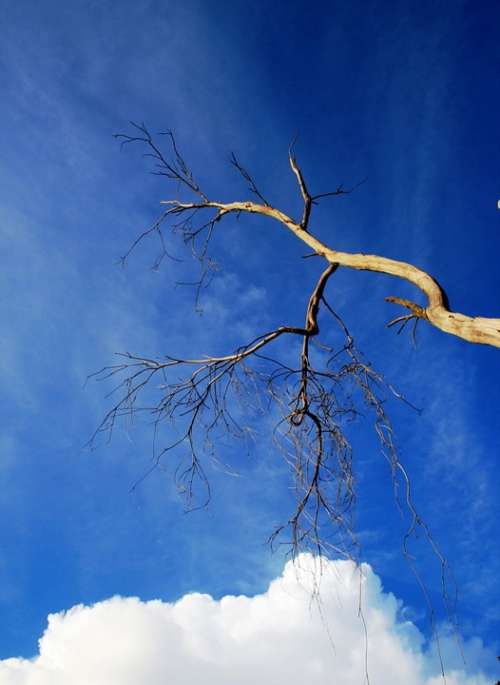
[89,123,482,678]
[93,124,450,572]
[91,280,403,561]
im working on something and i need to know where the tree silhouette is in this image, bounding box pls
[92,124,498,641]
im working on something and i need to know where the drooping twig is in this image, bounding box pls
[94,126,480,662]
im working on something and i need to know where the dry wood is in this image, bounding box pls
[96,127,495,642]
[160,199,500,348]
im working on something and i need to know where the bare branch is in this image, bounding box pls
[157,198,500,347]
[119,207,183,268]
[115,122,208,202]
[115,126,500,346]
[230,152,270,206]
[311,177,367,202]
[96,129,495,656]
[288,141,312,230]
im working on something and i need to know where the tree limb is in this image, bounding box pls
[159,199,500,348]
[97,127,484,634]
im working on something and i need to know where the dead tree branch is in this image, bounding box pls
[93,126,492,641]
[158,197,500,347]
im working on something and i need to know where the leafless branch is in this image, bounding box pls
[93,126,489,656]
[115,122,208,201]
[230,152,270,206]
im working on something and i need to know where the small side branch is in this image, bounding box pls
[230,152,270,206]
[114,122,208,202]
[288,140,366,231]
[289,143,313,230]
[385,297,427,344]
[385,296,428,321]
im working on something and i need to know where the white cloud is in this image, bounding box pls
[0,555,493,685]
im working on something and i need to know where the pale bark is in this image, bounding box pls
[104,126,483,594]
[161,199,500,348]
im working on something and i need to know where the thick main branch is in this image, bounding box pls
[161,199,500,348]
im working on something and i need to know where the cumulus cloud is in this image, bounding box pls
[0,555,492,685]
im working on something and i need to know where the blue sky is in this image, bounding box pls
[1,0,499,681]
